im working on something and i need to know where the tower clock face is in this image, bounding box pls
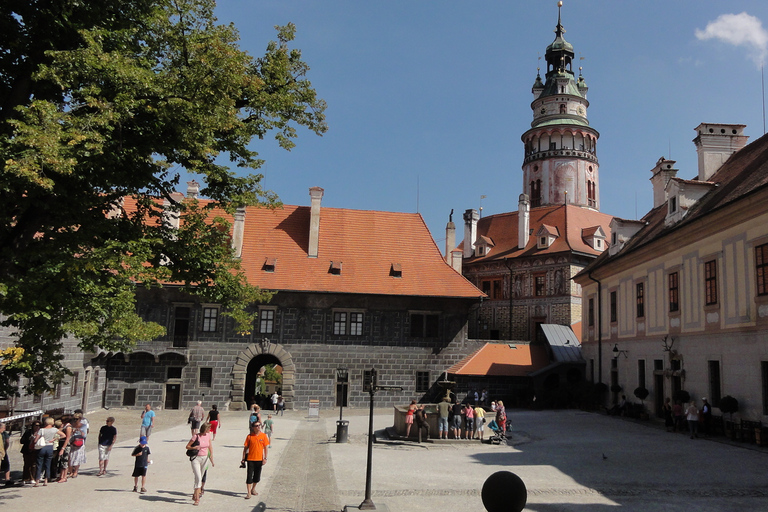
[540,107,546,115]
[577,106,585,116]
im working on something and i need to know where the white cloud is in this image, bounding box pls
[695,12,768,68]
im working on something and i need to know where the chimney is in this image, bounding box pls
[462,209,479,259]
[186,180,200,199]
[308,186,324,258]
[649,157,678,209]
[231,206,246,258]
[518,194,530,249]
[162,199,180,230]
[693,123,748,181]
[445,210,456,263]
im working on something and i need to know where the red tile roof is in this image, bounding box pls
[579,131,768,274]
[464,204,613,263]
[240,205,483,298]
[447,343,551,376]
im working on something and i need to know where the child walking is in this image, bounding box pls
[131,436,151,493]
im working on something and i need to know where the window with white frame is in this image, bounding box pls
[333,311,364,336]
[259,309,275,334]
[202,307,219,332]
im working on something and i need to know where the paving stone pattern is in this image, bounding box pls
[263,419,340,512]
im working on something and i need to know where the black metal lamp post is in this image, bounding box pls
[336,367,349,444]
[359,367,400,511]
[337,367,349,422]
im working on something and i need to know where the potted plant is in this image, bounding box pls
[719,395,739,440]
[633,386,650,419]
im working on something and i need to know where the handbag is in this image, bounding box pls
[186,435,200,459]
[71,434,84,447]
[35,434,47,449]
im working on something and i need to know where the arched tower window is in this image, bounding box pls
[559,104,566,114]
[531,180,542,208]
[587,180,596,207]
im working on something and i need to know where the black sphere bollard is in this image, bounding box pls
[481,471,527,512]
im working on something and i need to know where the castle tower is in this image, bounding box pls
[521,2,600,210]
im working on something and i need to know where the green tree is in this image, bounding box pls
[0,0,326,397]
[263,363,282,386]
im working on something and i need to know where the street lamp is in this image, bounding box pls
[336,368,349,444]
[336,367,349,422]
[613,344,628,359]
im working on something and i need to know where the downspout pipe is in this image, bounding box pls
[587,270,603,385]
[503,258,514,339]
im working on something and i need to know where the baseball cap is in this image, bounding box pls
[140,436,148,444]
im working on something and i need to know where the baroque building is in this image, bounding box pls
[575,124,768,423]
[448,4,612,344]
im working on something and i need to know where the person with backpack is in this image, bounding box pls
[186,422,214,506]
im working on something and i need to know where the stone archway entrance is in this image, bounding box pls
[231,343,295,411]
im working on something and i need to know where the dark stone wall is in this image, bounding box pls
[0,321,107,415]
[101,290,480,411]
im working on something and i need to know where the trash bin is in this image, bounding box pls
[336,420,349,443]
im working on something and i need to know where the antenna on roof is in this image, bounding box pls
[479,195,487,217]
[763,65,766,135]
[416,175,420,213]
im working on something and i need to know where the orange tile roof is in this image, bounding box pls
[240,205,483,298]
[447,343,551,376]
[464,204,613,263]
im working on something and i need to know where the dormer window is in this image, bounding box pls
[536,225,559,249]
[390,263,402,278]
[474,235,494,257]
[262,257,276,273]
[329,261,342,275]
[669,196,677,214]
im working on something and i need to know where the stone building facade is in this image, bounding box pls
[575,124,768,421]
[0,320,106,415]
[98,187,483,411]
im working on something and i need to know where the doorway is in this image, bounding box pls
[165,383,181,409]
[245,353,282,410]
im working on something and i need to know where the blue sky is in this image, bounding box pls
[209,1,768,244]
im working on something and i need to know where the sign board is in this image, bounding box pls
[308,399,320,418]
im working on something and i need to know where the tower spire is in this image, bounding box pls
[521,1,601,210]
[556,1,564,39]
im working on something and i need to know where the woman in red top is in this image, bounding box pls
[405,400,417,438]
[495,400,507,433]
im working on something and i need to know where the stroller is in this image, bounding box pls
[487,419,506,445]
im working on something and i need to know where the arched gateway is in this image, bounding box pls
[231,342,295,411]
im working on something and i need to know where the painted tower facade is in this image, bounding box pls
[521,5,600,210]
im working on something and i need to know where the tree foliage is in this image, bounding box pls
[0,0,326,397]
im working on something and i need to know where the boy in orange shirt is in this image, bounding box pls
[241,422,270,499]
